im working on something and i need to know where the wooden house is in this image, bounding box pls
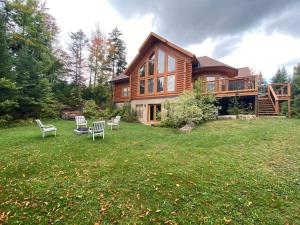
[111,32,291,124]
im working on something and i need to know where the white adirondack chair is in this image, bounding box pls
[75,116,87,129]
[88,121,105,141]
[35,119,57,138]
[107,116,121,130]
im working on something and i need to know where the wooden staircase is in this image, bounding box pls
[257,83,291,117]
[258,95,278,116]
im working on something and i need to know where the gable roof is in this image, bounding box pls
[124,32,197,75]
[197,56,235,69]
[237,67,252,77]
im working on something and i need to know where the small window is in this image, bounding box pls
[168,55,175,72]
[148,52,155,75]
[157,77,164,92]
[139,80,145,94]
[122,87,129,97]
[135,104,143,118]
[139,64,145,77]
[148,78,154,94]
[157,49,165,74]
[167,75,175,92]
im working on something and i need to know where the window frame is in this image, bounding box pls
[122,86,130,97]
[137,46,177,96]
[135,104,144,118]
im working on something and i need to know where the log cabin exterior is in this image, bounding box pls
[111,32,291,124]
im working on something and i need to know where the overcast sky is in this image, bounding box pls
[47,0,300,80]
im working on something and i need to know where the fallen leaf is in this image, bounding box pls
[224,217,232,224]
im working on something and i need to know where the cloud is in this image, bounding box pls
[109,0,300,50]
[212,36,241,58]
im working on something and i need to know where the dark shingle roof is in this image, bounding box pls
[110,74,129,82]
[237,67,252,77]
[197,56,235,68]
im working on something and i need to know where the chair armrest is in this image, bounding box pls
[44,124,55,128]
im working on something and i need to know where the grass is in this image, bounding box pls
[0,119,300,224]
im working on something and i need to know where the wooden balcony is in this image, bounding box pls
[199,76,258,97]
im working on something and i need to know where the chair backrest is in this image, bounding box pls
[75,116,86,125]
[92,121,105,132]
[115,116,121,121]
[35,119,44,130]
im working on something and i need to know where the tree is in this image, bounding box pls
[68,30,88,86]
[88,25,106,86]
[271,66,289,83]
[258,71,267,93]
[106,27,127,77]
[4,0,60,119]
[292,63,300,96]
[0,8,12,80]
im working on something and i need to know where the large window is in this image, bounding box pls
[167,75,175,92]
[139,80,145,94]
[157,49,165,74]
[148,52,155,75]
[139,64,145,77]
[168,55,175,72]
[135,104,143,118]
[122,87,129,97]
[157,77,164,92]
[138,48,176,96]
[148,78,154,94]
[207,76,215,92]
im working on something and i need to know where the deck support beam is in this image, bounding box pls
[255,95,258,117]
[288,99,291,118]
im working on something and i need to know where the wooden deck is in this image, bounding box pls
[199,76,258,97]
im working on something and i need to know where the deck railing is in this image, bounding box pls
[268,83,291,115]
[200,76,258,95]
[269,83,291,97]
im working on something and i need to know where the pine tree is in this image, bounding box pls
[6,0,60,118]
[292,63,300,96]
[68,30,88,86]
[271,66,289,83]
[258,71,267,93]
[106,27,127,77]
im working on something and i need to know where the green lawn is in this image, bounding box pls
[0,119,299,224]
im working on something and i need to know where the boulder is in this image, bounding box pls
[179,123,194,133]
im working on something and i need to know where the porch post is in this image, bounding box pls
[255,95,258,117]
[288,99,291,118]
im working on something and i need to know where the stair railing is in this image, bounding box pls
[268,84,279,114]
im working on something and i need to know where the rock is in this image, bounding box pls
[179,123,194,133]
[218,115,237,120]
[238,115,257,120]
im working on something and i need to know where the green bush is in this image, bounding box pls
[292,94,300,118]
[161,91,218,128]
[227,96,254,115]
[119,102,137,122]
[83,100,99,118]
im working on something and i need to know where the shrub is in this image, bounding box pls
[119,102,137,122]
[227,96,254,115]
[292,94,300,117]
[161,91,218,128]
[83,100,99,118]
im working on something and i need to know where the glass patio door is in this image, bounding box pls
[148,104,161,122]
